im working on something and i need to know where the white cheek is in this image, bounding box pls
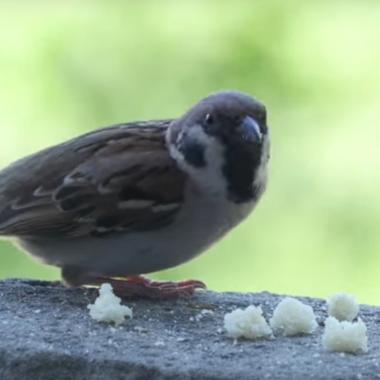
[254,135,270,190]
[167,125,228,197]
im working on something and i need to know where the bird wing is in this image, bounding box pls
[0,120,186,238]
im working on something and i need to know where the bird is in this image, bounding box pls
[0,91,270,298]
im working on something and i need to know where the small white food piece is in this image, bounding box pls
[327,293,359,322]
[270,297,318,336]
[322,316,368,353]
[87,283,133,326]
[224,305,272,340]
[195,309,214,322]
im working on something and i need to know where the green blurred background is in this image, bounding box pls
[0,1,379,303]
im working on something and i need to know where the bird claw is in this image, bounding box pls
[99,276,206,299]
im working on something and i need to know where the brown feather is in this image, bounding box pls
[0,120,186,238]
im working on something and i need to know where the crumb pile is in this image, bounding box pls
[87,283,133,326]
[87,284,368,355]
[269,297,318,336]
[327,293,359,322]
[222,292,368,354]
[224,305,272,339]
[322,316,368,353]
[322,292,367,353]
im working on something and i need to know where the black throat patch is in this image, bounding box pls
[222,143,263,203]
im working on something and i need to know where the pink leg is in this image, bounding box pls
[96,275,207,299]
[61,267,206,299]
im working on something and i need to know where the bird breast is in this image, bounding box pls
[16,181,261,277]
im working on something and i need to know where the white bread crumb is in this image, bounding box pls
[269,297,318,336]
[224,305,272,340]
[195,309,214,322]
[87,283,133,326]
[322,316,368,353]
[327,293,359,322]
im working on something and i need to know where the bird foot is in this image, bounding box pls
[97,275,207,299]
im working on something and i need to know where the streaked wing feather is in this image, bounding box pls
[0,120,185,238]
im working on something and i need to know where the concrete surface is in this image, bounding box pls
[0,279,379,380]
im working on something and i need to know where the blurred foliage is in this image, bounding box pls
[0,1,379,303]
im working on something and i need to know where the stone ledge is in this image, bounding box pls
[0,279,378,380]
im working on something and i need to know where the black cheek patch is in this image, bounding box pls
[179,139,206,168]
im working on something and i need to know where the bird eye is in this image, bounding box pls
[205,113,214,125]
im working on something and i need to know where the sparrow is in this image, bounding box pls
[0,91,270,298]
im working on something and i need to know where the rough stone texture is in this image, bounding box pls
[0,279,379,380]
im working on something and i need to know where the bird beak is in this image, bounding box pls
[240,116,262,144]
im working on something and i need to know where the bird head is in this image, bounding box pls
[167,91,270,203]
